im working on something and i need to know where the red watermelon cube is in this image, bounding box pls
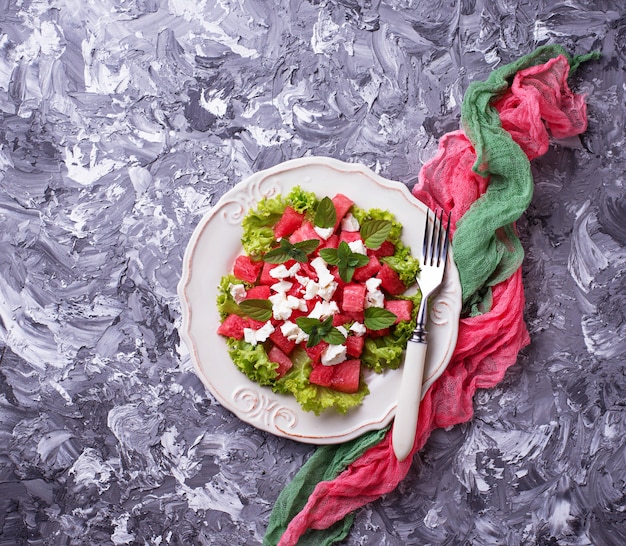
[246,318,266,330]
[269,329,296,355]
[259,262,277,285]
[345,335,364,357]
[217,314,248,339]
[332,194,354,229]
[366,327,390,338]
[339,231,361,244]
[329,359,361,393]
[342,283,366,313]
[319,234,339,251]
[343,310,364,323]
[353,255,381,282]
[332,314,351,326]
[244,285,271,300]
[376,263,407,296]
[305,340,328,363]
[299,262,317,279]
[287,283,305,298]
[370,240,395,257]
[289,221,322,245]
[274,206,304,238]
[309,363,334,387]
[384,299,413,323]
[268,345,293,378]
[233,255,262,283]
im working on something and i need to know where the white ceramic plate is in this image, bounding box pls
[178,157,461,444]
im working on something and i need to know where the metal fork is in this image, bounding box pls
[392,209,451,462]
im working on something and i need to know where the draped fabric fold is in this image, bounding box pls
[264,45,599,546]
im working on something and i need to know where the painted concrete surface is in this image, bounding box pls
[1,1,624,544]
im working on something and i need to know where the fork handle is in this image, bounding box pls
[392,340,427,462]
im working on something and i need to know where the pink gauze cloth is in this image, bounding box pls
[277,54,589,545]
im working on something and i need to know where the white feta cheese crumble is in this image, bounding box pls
[271,280,293,293]
[341,213,360,232]
[336,325,349,337]
[286,262,301,276]
[365,277,383,291]
[280,320,309,344]
[288,295,307,311]
[314,226,334,240]
[364,277,385,308]
[348,239,368,255]
[299,276,320,300]
[308,300,339,320]
[296,273,337,301]
[243,322,275,346]
[317,280,338,301]
[349,322,367,336]
[310,256,335,287]
[321,344,348,366]
[269,262,301,279]
[295,274,312,287]
[269,293,306,320]
[229,283,247,303]
[365,288,385,308]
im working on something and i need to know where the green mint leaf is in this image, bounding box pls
[319,247,340,265]
[328,241,370,282]
[290,249,308,262]
[363,307,397,330]
[341,265,355,283]
[322,327,346,345]
[347,254,369,268]
[264,238,319,264]
[337,241,352,261]
[317,315,334,336]
[361,219,392,249]
[306,331,322,348]
[294,239,320,255]
[239,299,273,321]
[295,316,321,334]
[314,196,337,228]
[263,247,292,263]
[295,316,342,347]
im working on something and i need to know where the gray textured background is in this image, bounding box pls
[1,1,625,545]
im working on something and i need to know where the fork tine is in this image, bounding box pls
[435,209,445,266]
[441,211,451,265]
[422,208,430,262]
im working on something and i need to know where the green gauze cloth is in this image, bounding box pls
[455,44,599,314]
[263,428,387,546]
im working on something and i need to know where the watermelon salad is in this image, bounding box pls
[216,186,421,415]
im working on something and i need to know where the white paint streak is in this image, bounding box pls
[69,448,115,493]
[200,88,228,117]
[111,514,135,545]
[63,144,123,185]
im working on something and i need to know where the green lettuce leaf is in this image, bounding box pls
[241,195,286,257]
[274,349,369,415]
[381,244,420,286]
[216,274,247,319]
[286,186,318,214]
[241,186,318,257]
[226,338,279,385]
